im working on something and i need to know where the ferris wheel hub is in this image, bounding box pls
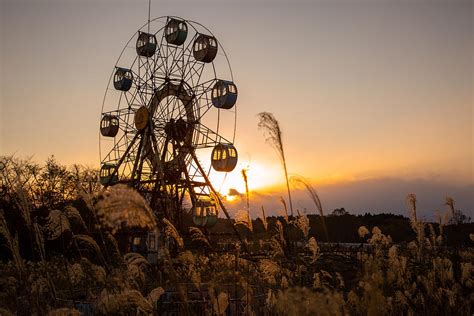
[134,106,149,130]
[165,118,189,143]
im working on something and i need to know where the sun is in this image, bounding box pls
[208,161,281,199]
[225,194,238,202]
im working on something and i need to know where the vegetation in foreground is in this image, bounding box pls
[0,156,473,315]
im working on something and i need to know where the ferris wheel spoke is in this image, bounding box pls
[137,57,156,101]
[102,107,134,126]
[167,33,196,78]
[181,33,204,82]
[161,92,177,121]
[162,40,171,76]
[130,70,151,107]
[170,96,186,121]
[124,79,149,109]
[139,59,159,104]
[154,91,195,125]
[102,130,139,166]
[150,35,161,79]
[188,79,218,121]
[191,78,216,95]
[146,51,161,92]
[191,122,233,149]
[142,44,156,90]
[166,44,184,79]
[155,136,169,163]
[151,86,185,123]
[149,132,165,167]
[167,98,177,121]
[156,39,169,77]
[165,44,180,78]
[152,34,169,82]
[182,56,206,88]
[194,101,213,122]
[124,88,143,110]
[154,26,168,73]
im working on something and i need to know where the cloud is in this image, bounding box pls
[226,177,473,220]
[227,188,242,197]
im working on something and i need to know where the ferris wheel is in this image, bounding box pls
[99,16,239,228]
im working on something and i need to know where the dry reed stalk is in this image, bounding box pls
[44,210,70,240]
[306,237,320,263]
[163,218,184,248]
[96,184,156,234]
[406,193,418,223]
[257,112,294,216]
[234,209,253,231]
[260,206,268,231]
[147,287,165,307]
[241,169,252,231]
[97,288,153,314]
[293,215,310,238]
[189,227,210,247]
[64,205,87,232]
[275,220,286,246]
[104,232,121,259]
[290,176,329,241]
[14,185,32,228]
[406,193,425,252]
[279,197,289,223]
[0,210,24,275]
[213,291,229,315]
[124,252,149,267]
[445,196,455,216]
[73,234,104,260]
[358,226,369,238]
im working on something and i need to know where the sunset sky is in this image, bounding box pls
[1,0,472,218]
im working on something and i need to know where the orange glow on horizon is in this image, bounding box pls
[209,161,282,198]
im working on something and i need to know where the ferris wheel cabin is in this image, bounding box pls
[136,31,157,57]
[113,67,133,91]
[193,34,218,63]
[165,18,188,45]
[100,115,119,137]
[212,80,238,109]
[100,163,119,186]
[193,198,218,228]
[211,144,238,172]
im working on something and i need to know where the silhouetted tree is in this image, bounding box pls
[449,209,471,225]
[331,208,348,216]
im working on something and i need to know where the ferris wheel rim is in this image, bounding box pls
[100,16,237,165]
[99,16,238,186]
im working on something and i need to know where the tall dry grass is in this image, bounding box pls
[259,206,268,231]
[241,168,252,232]
[95,184,156,234]
[0,210,24,275]
[290,175,329,241]
[0,155,472,315]
[189,226,210,247]
[257,112,294,216]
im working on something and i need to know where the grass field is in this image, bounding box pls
[0,156,472,315]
